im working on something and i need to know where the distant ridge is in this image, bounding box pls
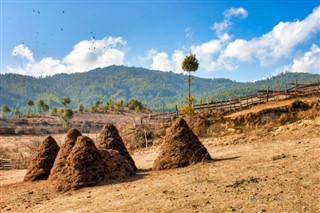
[0,65,319,111]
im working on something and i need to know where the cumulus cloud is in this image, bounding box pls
[291,44,320,73]
[6,36,127,77]
[220,6,320,66]
[275,44,320,75]
[12,44,34,62]
[149,50,185,72]
[223,7,248,19]
[212,7,248,40]
[146,6,320,74]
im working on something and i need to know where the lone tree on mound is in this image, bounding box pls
[97,123,137,171]
[182,53,199,108]
[24,136,60,181]
[153,118,212,170]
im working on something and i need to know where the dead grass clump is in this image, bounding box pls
[153,118,212,170]
[24,136,60,181]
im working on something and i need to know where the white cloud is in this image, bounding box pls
[212,7,248,40]
[191,40,222,71]
[151,52,172,71]
[147,6,320,74]
[149,49,186,73]
[6,36,127,77]
[274,44,320,75]
[224,7,248,19]
[292,44,320,73]
[220,6,320,66]
[12,44,34,62]
[138,49,158,61]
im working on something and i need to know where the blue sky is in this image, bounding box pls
[1,0,319,82]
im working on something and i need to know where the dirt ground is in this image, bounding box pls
[1,115,319,212]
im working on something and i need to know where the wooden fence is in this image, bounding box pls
[193,81,320,112]
[144,81,320,122]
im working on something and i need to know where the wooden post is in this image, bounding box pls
[295,79,297,97]
[239,97,242,109]
[175,105,178,115]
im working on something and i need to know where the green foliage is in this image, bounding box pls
[114,99,124,112]
[128,99,146,111]
[61,97,71,108]
[106,99,114,111]
[79,104,85,113]
[27,99,34,116]
[182,53,199,73]
[14,108,21,118]
[51,107,58,115]
[1,104,11,119]
[90,100,104,113]
[37,100,49,114]
[27,100,34,107]
[0,66,319,112]
[61,108,74,130]
[182,53,199,107]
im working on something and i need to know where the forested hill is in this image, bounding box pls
[0,65,319,111]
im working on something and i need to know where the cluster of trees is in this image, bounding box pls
[1,97,149,121]
[81,98,149,113]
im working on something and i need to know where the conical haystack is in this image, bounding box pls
[55,136,134,192]
[24,136,60,181]
[97,123,137,171]
[153,118,212,170]
[49,128,82,180]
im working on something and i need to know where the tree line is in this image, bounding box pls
[1,97,150,123]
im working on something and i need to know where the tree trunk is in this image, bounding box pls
[188,72,191,107]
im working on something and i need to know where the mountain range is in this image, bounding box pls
[0,65,319,112]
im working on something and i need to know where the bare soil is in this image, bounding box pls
[0,97,319,212]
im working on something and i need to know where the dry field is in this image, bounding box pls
[0,98,319,213]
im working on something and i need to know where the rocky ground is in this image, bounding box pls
[0,97,319,212]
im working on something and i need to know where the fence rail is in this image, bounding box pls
[144,81,320,121]
[194,81,320,112]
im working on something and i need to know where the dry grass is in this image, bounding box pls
[0,117,319,212]
[0,97,319,212]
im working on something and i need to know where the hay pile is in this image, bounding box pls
[153,118,212,170]
[49,128,82,180]
[97,123,137,171]
[55,136,134,192]
[24,136,60,181]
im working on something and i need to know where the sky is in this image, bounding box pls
[1,0,319,82]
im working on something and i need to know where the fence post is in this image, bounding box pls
[295,79,297,97]
[266,86,269,102]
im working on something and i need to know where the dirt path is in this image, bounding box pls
[1,129,319,212]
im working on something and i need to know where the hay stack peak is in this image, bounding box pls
[97,123,137,171]
[153,118,212,170]
[24,136,60,181]
[49,128,82,180]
